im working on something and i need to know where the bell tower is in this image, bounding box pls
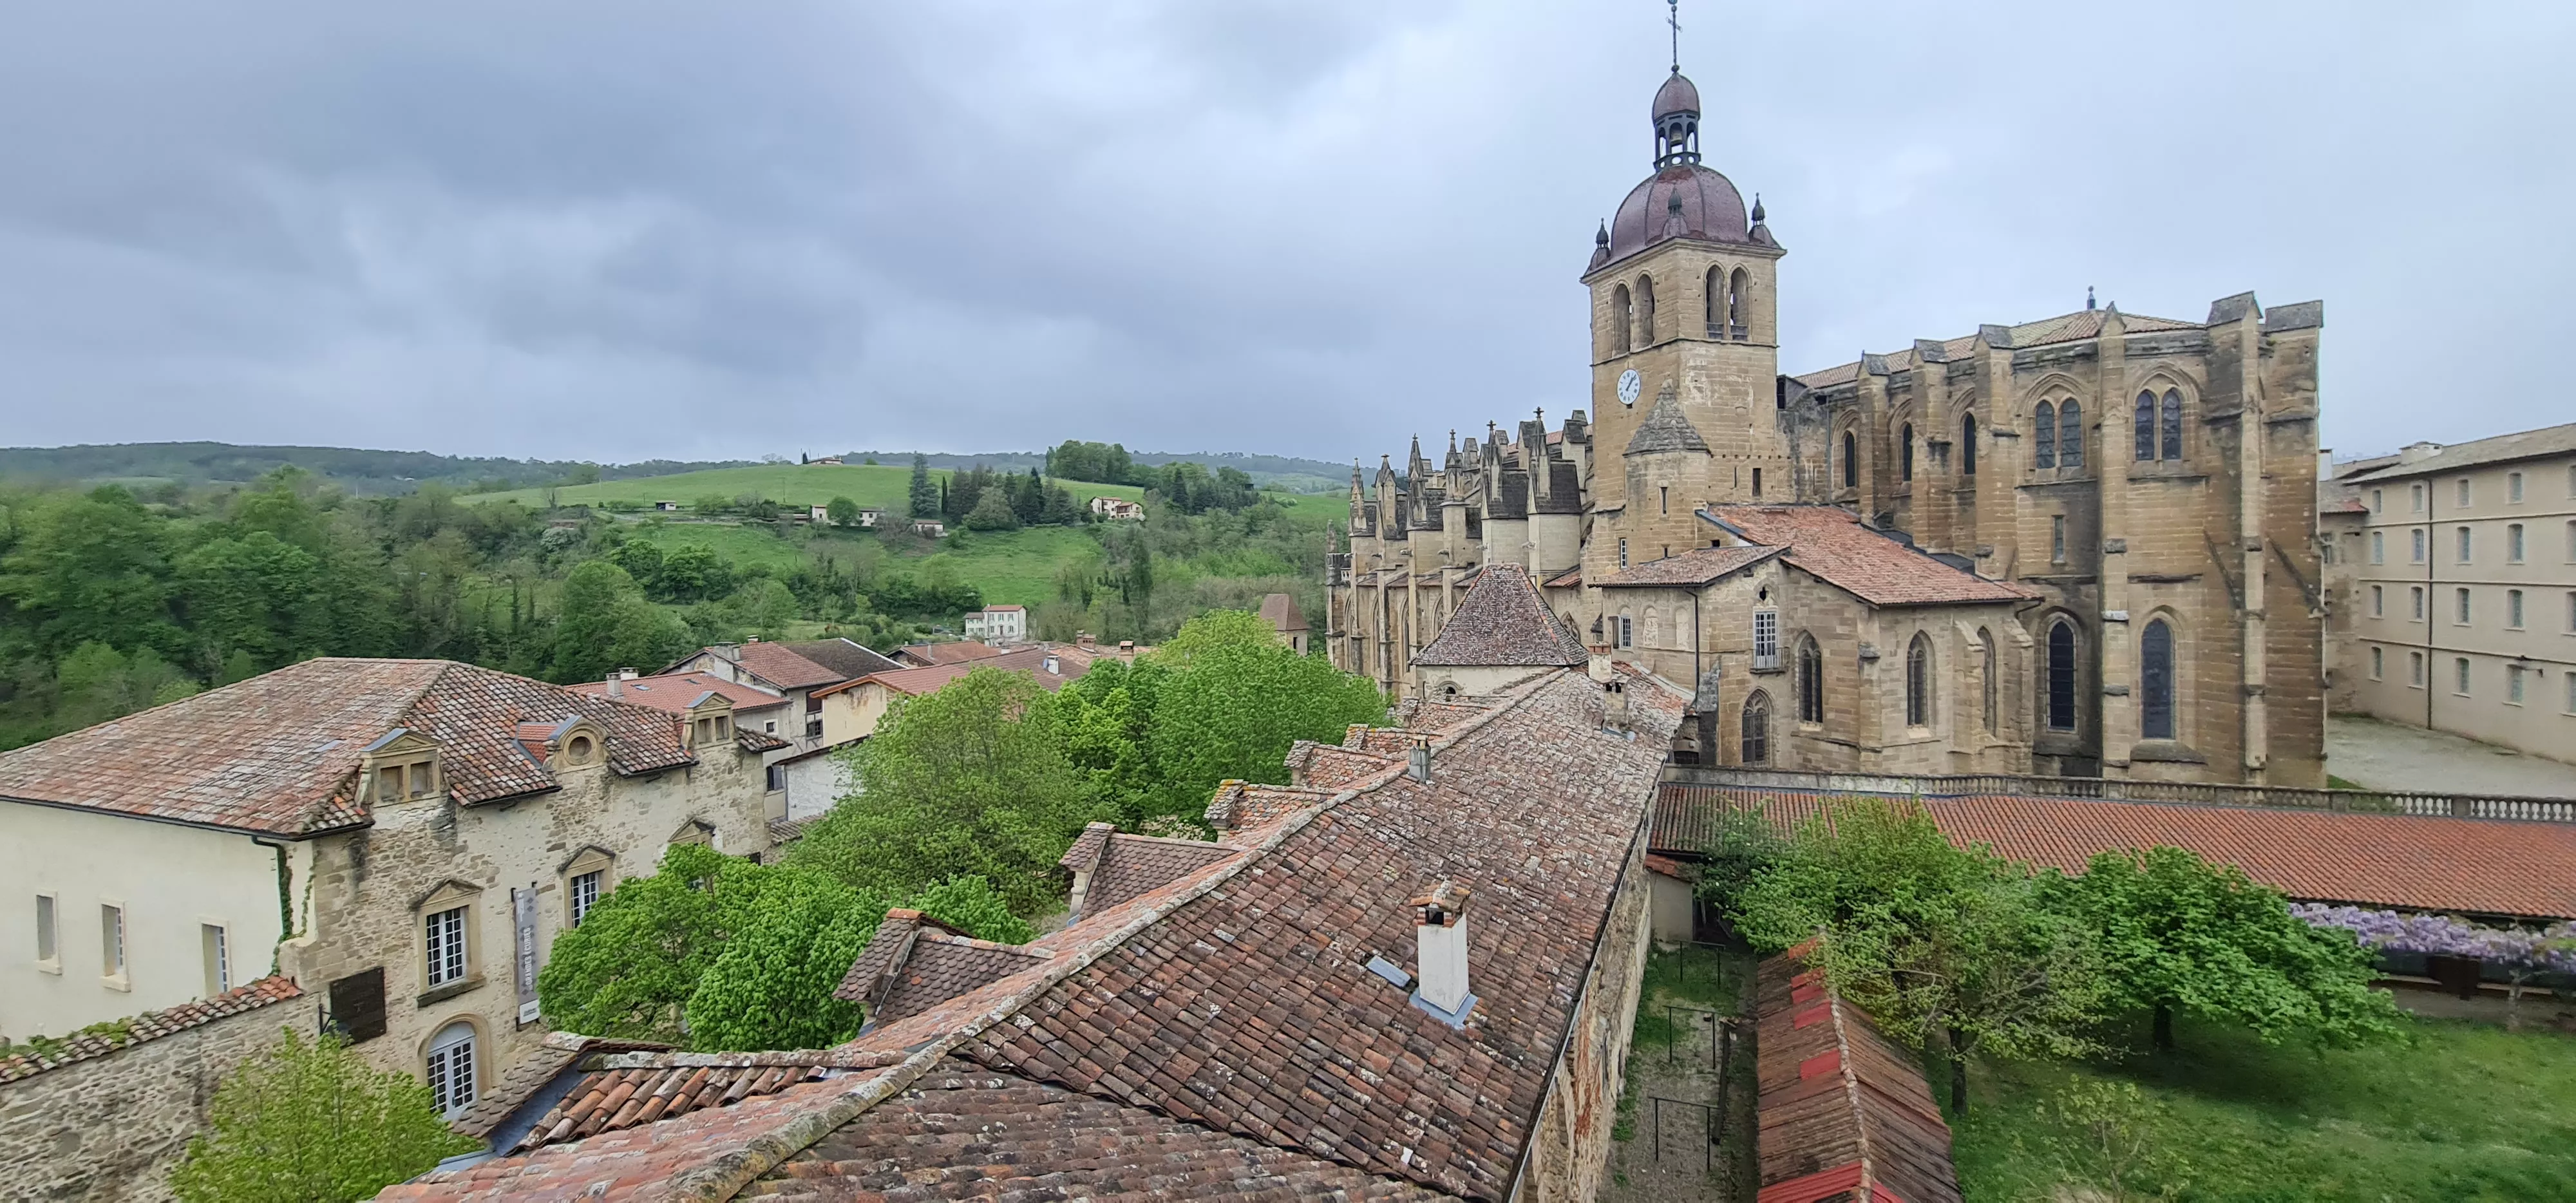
[1578,37,1790,580]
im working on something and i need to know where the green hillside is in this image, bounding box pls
[471,463,1148,512]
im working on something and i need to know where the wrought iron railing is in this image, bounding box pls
[1660,764,2576,825]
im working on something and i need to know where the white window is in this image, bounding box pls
[2369,585,2383,617]
[100,904,126,984]
[2411,528,2426,563]
[2456,587,2472,625]
[202,924,230,996]
[2507,524,2525,563]
[2457,478,2472,507]
[2568,590,2576,632]
[569,871,603,928]
[2409,650,2425,687]
[2507,589,2525,629]
[2457,526,2473,564]
[2369,531,2383,564]
[2506,665,2526,705]
[2508,471,2524,503]
[35,895,59,971]
[1752,609,1780,669]
[426,1021,477,1117]
[2369,647,2383,679]
[2455,657,2472,696]
[1617,612,1634,649]
[2567,672,2576,715]
[2410,483,2425,514]
[2371,488,2383,513]
[2410,586,2425,620]
[424,906,468,988]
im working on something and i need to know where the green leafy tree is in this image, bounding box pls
[176,531,321,672]
[549,560,692,684]
[683,867,884,1051]
[1728,797,2108,1112]
[1135,609,1385,820]
[536,844,739,1044]
[2039,846,2403,1052]
[730,578,801,640]
[693,493,733,517]
[961,489,1019,532]
[907,875,1037,944]
[788,667,1096,914]
[167,1028,475,1202]
[0,486,180,657]
[826,495,860,528]
[907,454,939,520]
[54,641,199,729]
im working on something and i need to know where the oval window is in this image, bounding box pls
[566,735,595,763]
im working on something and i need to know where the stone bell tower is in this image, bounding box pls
[1578,60,1790,580]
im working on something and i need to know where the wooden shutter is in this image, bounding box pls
[328,967,388,1043]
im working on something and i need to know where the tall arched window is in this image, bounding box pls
[426,1021,477,1117]
[2134,391,2156,461]
[1635,276,1656,346]
[1905,633,1933,728]
[2160,389,2183,460]
[2140,618,2175,740]
[1796,636,1824,724]
[1611,285,1632,355]
[1899,423,1914,482]
[1728,268,1749,334]
[1962,413,1978,475]
[2033,401,2058,468]
[2059,401,2083,469]
[1705,265,1723,334]
[1976,627,1997,733]
[1842,431,1859,489]
[1741,690,1771,764]
[2045,620,2078,732]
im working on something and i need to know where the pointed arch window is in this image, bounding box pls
[2045,620,2078,732]
[1962,414,1978,475]
[1795,636,1824,725]
[2058,401,2083,469]
[1611,286,1632,355]
[1976,627,1997,734]
[1842,431,1859,489]
[1705,266,1724,335]
[2140,618,2175,740]
[1899,424,1914,482]
[2135,391,2157,461]
[1741,690,1771,764]
[1728,268,1749,337]
[2033,401,2058,469]
[1904,633,1933,728]
[1635,276,1656,347]
[2160,389,2183,460]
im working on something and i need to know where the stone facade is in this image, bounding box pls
[0,980,301,1203]
[1331,63,2327,787]
[1520,838,1653,1202]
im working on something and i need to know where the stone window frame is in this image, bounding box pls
[2370,584,2384,618]
[1976,627,1998,735]
[422,1015,485,1119]
[1609,285,1633,357]
[2506,523,2525,564]
[2369,530,2384,565]
[1739,689,1772,764]
[1634,274,1657,348]
[361,729,444,808]
[413,879,484,1006]
[683,699,737,752]
[667,817,721,855]
[2408,650,2425,688]
[2456,587,2474,627]
[1794,634,1825,726]
[2454,656,2472,697]
[2505,664,2527,706]
[2506,589,2525,630]
[2137,609,2188,746]
[2508,471,2524,504]
[2043,618,2081,735]
[1903,632,1935,732]
[559,846,616,929]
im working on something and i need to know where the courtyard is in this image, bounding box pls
[2327,714,2576,797]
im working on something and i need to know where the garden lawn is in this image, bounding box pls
[618,519,810,573]
[1952,1013,2576,1202]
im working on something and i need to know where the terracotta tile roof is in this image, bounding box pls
[1206,780,1337,835]
[2320,497,2370,514]
[775,638,900,680]
[1754,947,1960,1203]
[1654,784,2576,920]
[450,1034,679,1141]
[757,1057,1458,1200]
[732,641,846,691]
[1284,739,1399,788]
[1347,724,1421,757]
[0,976,302,1085]
[766,815,823,847]
[570,672,788,715]
[1703,506,2031,607]
[2336,421,2576,482]
[1541,568,1582,589]
[1397,698,1500,734]
[0,658,698,835]
[1594,544,1783,588]
[507,1053,898,1155]
[734,729,790,753]
[1260,591,1311,633]
[1080,831,1241,915]
[1412,562,1588,667]
[1792,307,2201,388]
[814,645,1090,702]
[833,913,1054,1027]
[895,641,1004,667]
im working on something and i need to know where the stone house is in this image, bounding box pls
[960,603,1027,645]
[2319,421,2576,763]
[1088,495,1144,520]
[1332,59,2327,787]
[808,644,1093,747]
[637,639,897,820]
[0,658,775,1120]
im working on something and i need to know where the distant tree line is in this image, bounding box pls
[1045,440,1261,515]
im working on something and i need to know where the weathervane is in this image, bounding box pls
[1668,0,1682,73]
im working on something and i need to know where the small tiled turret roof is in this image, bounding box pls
[1412,564,1587,668]
[1624,388,1710,455]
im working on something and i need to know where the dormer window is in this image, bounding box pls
[564,732,598,766]
[363,729,442,804]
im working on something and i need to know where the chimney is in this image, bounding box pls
[605,672,625,698]
[1076,632,1095,648]
[1410,881,1475,1022]
[1406,734,1431,782]
[1043,655,1061,676]
[2399,440,2442,465]
[1587,643,1614,683]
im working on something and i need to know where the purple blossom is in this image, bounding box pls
[2293,904,2576,973]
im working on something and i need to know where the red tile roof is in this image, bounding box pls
[1412,562,1587,667]
[1655,784,2576,920]
[0,658,698,836]
[816,645,1092,701]
[1260,592,1311,633]
[1704,506,2031,607]
[774,638,900,680]
[0,976,303,1085]
[895,640,1005,667]
[732,641,846,691]
[569,672,787,715]
[1594,544,1783,588]
[1754,948,1960,1203]
[1283,739,1399,789]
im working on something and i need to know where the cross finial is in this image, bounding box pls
[1668,0,1682,73]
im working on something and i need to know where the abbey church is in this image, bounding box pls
[1328,61,2328,787]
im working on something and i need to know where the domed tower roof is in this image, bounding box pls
[1652,71,1700,122]
[1589,64,1768,271]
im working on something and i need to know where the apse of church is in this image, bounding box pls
[1327,55,2326,788]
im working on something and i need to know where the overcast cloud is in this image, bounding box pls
[1,1,2566,464]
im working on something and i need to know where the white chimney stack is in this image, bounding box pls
[605,672,624,698]
[1411,881,1473,1020]
[1406,734,1431,782]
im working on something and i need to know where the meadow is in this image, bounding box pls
[471,462,1154,512]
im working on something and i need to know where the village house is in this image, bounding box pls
[639,638,899,820]
[959,603,1027,644]
[1088,495,1144,520]
[808,643,1094,746]
[0,658,777,1120]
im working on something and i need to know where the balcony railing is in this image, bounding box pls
[1658,765,2576,826]
[1750,650,1781,672]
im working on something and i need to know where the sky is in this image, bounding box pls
[3,1,2568,466]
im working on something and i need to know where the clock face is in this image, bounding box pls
[1617,369,1642,407]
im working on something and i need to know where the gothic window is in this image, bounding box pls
[1705,265,1723,334]
[1976,627,1997,734]
[1899,424,1914,482]
[2059,401,2083,469]
[2033,401,2057,469]
[1842,431,1859,488]
[1729,268,1749,335]
[2141,618,2175,740]
[1611,285,1632,355]
[2045,620,2078,732]
[2135,391,2156,461]
[1904,633,1932,728]
[1635,276,1656,346]
[1962,414,1978,475]
[2160,389,2183,460]
[1741,690,1771,764]
[1795,636,1824,725]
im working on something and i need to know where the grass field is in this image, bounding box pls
[470,462,1338,525]
[618,518,1110,610]
[1951,1014,2576,1201]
